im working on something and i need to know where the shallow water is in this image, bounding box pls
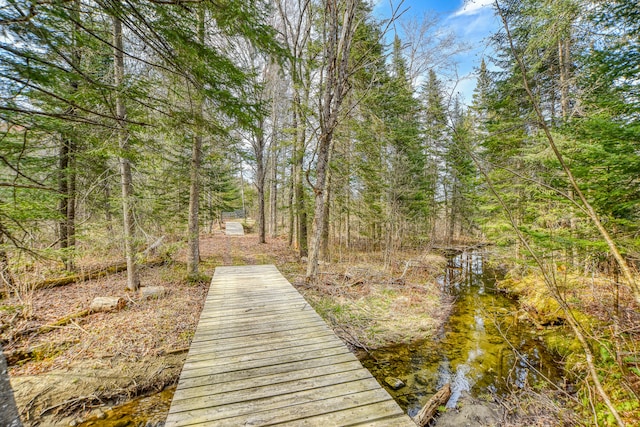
[76,386,174,427]
[360,251,560,418]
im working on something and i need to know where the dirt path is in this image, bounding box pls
[221,235,233,265]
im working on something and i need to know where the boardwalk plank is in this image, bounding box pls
[175,353,358,391]
[168,383,384,425]
[165,265,413,427]
[181,340,346,369]
[227,393,400,426]
[172,361,364,401]
[262,400,411,426]
[172,370,375,411]
[179,345,351,378]
[186,325,331,352]
[185,333,338,359]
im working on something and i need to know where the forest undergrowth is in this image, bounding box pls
[0,232,451,426]
[3,231,638,426]
[494,255,640,427]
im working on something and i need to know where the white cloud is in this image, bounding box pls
[452,0,494,17]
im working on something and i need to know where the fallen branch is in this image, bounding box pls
[11,309,90,340]
[141,235,165,257]
[413,383,451,427]
[165,347,189,355]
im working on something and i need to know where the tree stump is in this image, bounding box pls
[90,297,126,312]
[140,286,167,300]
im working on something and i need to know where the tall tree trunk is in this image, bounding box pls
[447,181,458,244]
[306,130,331,278]
[558,37,571,120]
[268,89,280,239]
[292,96,308,257]
[59,0,81,272]
[187,134,202,276]
[288,159,295,247]
[67,139,76,266]
[320,168,332,261]
[58,139,69,255]
[103,164,113,231]
[0,227,14,290]
[306,0,357,280]
[255,124,266,244]
[269,143,278,238]
[113,14,139,292]
[187,7,205,276]
[67,0,79,269]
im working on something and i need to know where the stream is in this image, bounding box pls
[79,250,561,425]
[359,250,561,418]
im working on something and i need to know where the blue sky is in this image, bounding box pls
[372,0,499,105]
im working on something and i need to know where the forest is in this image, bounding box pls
[1,0,639,426]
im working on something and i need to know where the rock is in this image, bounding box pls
[141,286,167,300]
[434,392,502,427]
[384,376,405,390]
[415,373,434,387]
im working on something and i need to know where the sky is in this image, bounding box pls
[372,0,500,105]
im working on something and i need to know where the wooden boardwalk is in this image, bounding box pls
[224,222,244,236]
[165,265,415,426]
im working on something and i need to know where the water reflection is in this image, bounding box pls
[360,251,559,418]
[76,386,175,427]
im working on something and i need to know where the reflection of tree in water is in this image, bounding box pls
[362,251,560,417]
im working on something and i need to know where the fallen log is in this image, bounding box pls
[11,309,91,339]
[26,257,166,291]
[412,383,451,427]
[90,297,126,312]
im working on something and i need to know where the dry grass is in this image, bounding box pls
[500,388,579,427]
[297,250,450,349]
[1,233,451,425]
[499,269,640,329]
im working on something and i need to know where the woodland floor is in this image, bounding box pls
[1,232,450,426]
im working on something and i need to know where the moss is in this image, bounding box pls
[0,304,20,313]
[185,273,211,285]
[543,329,582,358]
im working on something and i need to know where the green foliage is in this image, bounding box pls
[0,0,281,268]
